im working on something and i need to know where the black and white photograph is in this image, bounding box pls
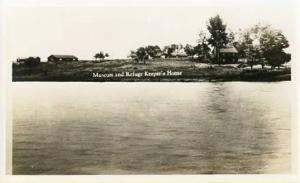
[0,0,299,178]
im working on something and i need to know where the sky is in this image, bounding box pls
[4,0,297,61]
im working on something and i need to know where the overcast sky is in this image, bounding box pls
[5,0,297,61]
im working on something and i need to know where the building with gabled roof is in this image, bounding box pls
[48,55,78,62]
[212,45,239,64]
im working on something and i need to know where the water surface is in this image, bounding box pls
[12,82,291,174]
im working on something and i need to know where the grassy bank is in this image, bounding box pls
[12,59,291,82]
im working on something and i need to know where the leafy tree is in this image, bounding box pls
[235,30,251,58]
[235,30,260,69]
[184,44,195,57]
[228,31,236,44]
[193,44,211,62]
[136,47,149,64]
[207,15,229,64]
[245,45,260,70]
[94,53,100,61]
[128,50,138,62]
[195,31,211,61]
[256,25,289,68]
[163,44,178,58]
[94,51,109,61]
[162,46,172,58]
[236,24,290,68]
[145,45,162,58]
[264,50,290,68]
[98,52,105,60]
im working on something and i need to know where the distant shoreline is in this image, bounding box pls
[12,59,291,82]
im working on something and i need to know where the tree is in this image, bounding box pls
[236,29,260,69]
[235,29,252,58]
[264,50,290,68]
[94,51,109,61]
[193,43,211,62]
[195,31,211,62]
[256,25,290,68]
[245,45,260,70]
[94,53,100,61]
[162,46,172,58]
[207,15,229,64]
[228,31,236,44]
[236,24,290,68]
[145,45,162,58]
[98,52,105,60]
[163,44,178,58]
[136,47,149,64]
[184,44,195,57]
[128,50,138,62]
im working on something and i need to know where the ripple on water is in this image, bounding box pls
[12,82,291,174]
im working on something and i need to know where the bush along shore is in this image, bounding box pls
[12,59,291,82]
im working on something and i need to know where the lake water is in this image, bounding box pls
[12,82,291,174]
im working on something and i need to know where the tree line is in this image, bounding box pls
[124,15,290,68]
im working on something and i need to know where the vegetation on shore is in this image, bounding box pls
[127,15,291,68]
[12,58,291,82]
[13,15,292,82]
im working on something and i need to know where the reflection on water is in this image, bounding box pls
[12,82,291,174]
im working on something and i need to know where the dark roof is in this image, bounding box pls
[48,55,78,58]
[17,57,40,62]
[219,46,238,53]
